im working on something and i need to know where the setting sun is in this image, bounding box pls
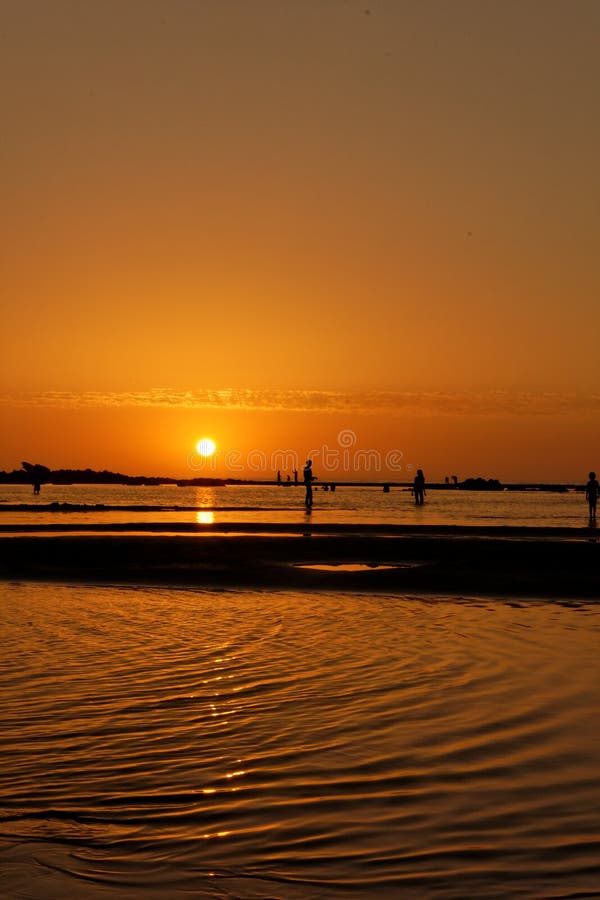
[196,438,216,457]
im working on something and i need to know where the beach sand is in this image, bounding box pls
[1,525,599,597]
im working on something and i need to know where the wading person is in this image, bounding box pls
[303,459,316,510]
[585,471,599,523]
[414,468,426,506]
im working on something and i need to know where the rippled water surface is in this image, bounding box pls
[1,584,599,898]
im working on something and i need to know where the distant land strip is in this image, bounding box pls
[0,465,585,492]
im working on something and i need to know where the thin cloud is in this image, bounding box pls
[1,389,599,417]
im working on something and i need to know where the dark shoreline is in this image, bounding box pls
[1,527,599,599]
[0,521,598,539]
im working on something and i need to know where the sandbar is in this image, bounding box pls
[1,526,599,598]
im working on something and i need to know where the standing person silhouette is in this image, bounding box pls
[585,471,599,523]
[303,459,316,510]
[413,468,426,506]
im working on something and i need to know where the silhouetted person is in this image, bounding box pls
[414,469,425,505]
[303,459,316,510]
[293,469,298,485]
[277,470,281,485]
[585,471,598,523]
[33,482,41,495]
[287,474,291,483]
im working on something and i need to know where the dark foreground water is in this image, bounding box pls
[1,583,599,898]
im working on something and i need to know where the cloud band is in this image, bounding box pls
[0,388,598,417]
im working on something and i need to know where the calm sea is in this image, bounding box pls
[2,486,599,897]
[0,483,591,528]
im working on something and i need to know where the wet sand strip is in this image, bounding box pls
[0,521,598,539]
[1,531,599,597]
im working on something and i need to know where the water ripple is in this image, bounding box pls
[1,584,599,898]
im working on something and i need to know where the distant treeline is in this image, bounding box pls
[460,477,502,491]
[0,462,225,487]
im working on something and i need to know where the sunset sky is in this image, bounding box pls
[2,0,599,481]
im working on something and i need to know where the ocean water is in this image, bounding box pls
[0,483,591,528]
[1,583,599,898]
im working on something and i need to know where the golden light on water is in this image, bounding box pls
[196,511,215,525]
[196,438,216,457]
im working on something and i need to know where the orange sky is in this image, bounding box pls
[2,1,599,481]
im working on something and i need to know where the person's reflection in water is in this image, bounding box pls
[585,471,598,525]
